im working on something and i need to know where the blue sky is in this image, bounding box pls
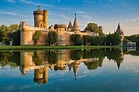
[0,0,139,35]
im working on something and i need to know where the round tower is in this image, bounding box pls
[43,10,48,28]
[33,5,43,28]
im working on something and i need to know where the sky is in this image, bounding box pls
[0,0,139,36]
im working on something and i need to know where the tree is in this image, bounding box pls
[82,35,92,46]
[32,31,42,45]
[9,30,20,45]
[106,33,121,45]
[85,23,104,35]
[48,31,57,45]
[0,24,11,44]
[70,34,83,46]
[0,24,19,45]
[91,36,105,45]
[10,24,19,31]
[125,34,139,46]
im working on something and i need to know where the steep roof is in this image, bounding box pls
[116,22,124,35]
[72,14,80,31]
[67,21,72,29]
[54,24,67,29]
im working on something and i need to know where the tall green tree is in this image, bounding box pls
[91,36,105,45]
[9,30,20,45]
[10,24,19,31]
[82,35,92,46]
[0,24,10,44]
[0,24,19,45]
[70,34,83,46]
[85,23,104,35]
[32,31,42,45]
[48,31,57,45]
[106,33,121,45]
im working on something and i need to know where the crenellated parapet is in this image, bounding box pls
[20,22,48,31]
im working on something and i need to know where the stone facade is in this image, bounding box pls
[33,5,48,28]
[20,6,98,45]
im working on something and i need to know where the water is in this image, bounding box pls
[0,48,139,92]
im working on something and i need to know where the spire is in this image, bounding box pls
[117,22,121,30]
[68,21,72,31]
[38,5,41,11]
[72,14,80,32]
[116,22,123,35]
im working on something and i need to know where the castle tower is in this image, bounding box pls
[115,22,124,45]
[67,21,72,31]
[72,14,80,33]
[33,6,48,28]
[33,5,43,28]
[20,21,34,45]
[43,10,48,28]
[54,24,67,45]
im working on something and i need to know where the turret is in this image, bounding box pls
[33,6,48,28]
[33,6,43,28]
[54,24,67,45]
[22,21,26,29]
[43,10,48,28]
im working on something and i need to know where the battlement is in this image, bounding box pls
[21,22,48,31]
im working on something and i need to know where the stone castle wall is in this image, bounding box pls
[20,22,49,45]
[20,6,99,46]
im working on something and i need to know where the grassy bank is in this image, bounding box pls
[0,45,120,50]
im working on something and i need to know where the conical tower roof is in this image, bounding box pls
[72,14,80,31]
[68,21,72,29]
[116,22,123,35]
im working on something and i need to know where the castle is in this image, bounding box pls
[20,6,98,45]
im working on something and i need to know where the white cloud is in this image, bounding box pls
[60,14,70,20]
[76,11,88,14]
[131,17,139,23]
[20,0,54,7]
[0,11,28,17]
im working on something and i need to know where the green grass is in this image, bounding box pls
[0,45,120,50]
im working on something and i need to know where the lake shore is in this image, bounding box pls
[0,45,120,50]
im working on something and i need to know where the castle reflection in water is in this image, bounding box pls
[18,48,124,86]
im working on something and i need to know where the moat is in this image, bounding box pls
[0,48,139,92]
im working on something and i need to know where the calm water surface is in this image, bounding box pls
[0,48,139,92]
